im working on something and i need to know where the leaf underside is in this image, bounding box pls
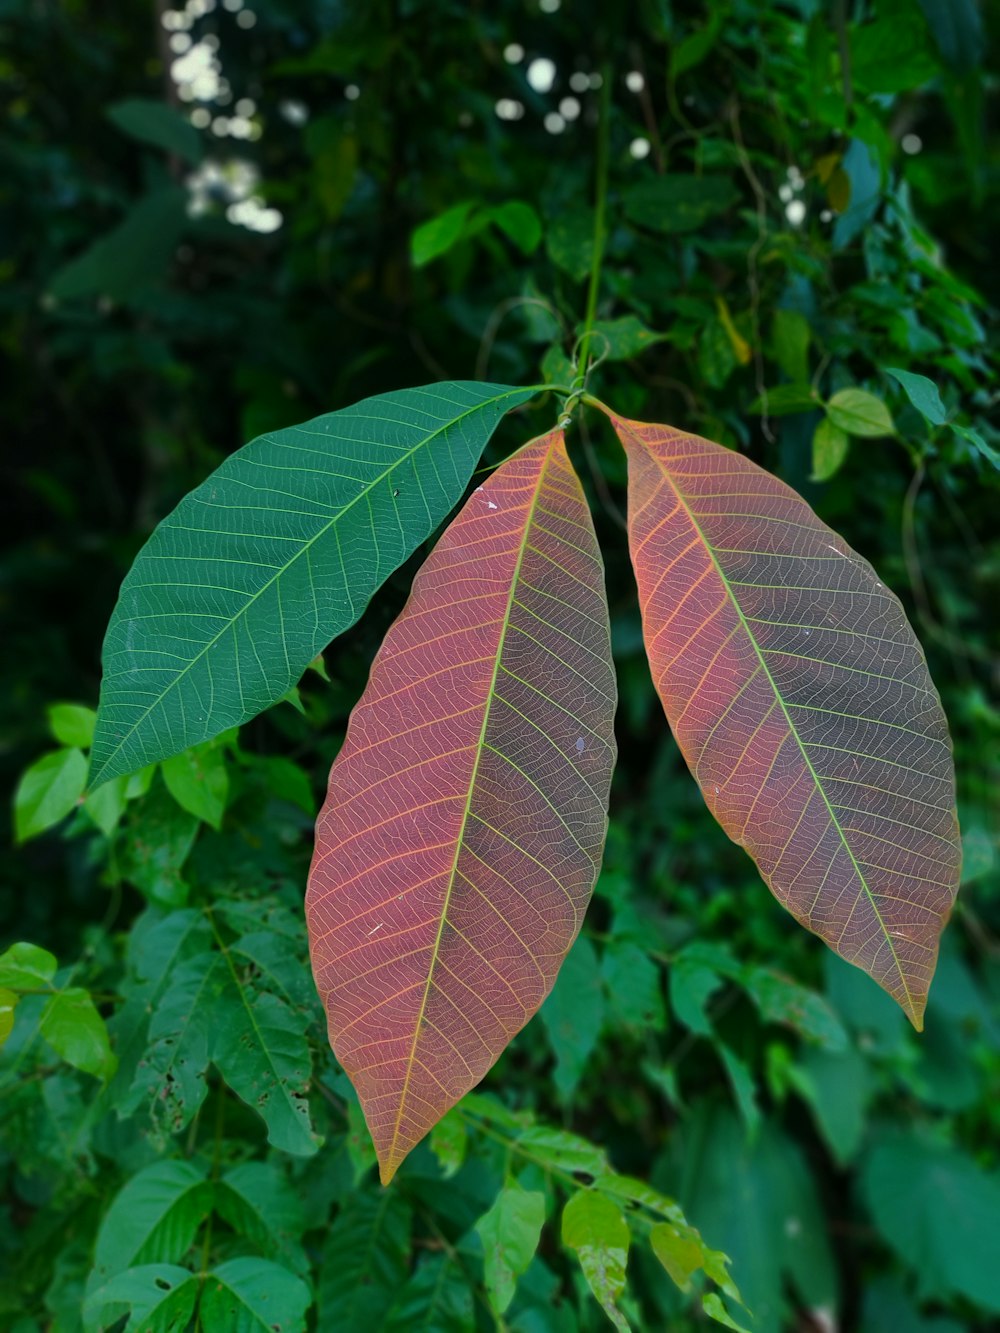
[609,410,960,1026]
[89,382,536,788]
[307,429,617,1181]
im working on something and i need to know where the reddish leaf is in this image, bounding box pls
[608,411,959,1026]
[307,430,617,1180]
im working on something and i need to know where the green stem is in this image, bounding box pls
[561,63,612,423]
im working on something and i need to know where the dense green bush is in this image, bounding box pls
[3,1,998,1329]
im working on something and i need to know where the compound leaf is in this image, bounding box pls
[307,429,617,1180]
[90,382,538,788]
[609,410,960,1026]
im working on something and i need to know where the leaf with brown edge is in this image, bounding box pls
[306,429,617,1181]
[604,407,959,1027]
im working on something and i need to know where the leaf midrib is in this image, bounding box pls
[626,423,916,1024]
[91,386,536,788]
[384,434,559,1179]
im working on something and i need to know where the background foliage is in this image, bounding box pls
[3,0,998,1329]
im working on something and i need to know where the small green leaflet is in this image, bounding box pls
[89,382,538,788]
[14,748,87,842]
[825,387,894,437]
[562,1191,631,1332]
[475,1183,545,1314]
[884,367,948,426]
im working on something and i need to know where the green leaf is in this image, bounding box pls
[215,1163,308,1276]
[546,208,595,282]
[212,975,319,1156]
[516,1125,609,1178]
[861,1135,1000,1311]
[83,773,129,835]
[107,98,203,163]
[110,908,214,1098]
[953,423,1000,471]
[201,1258,311,1333]
[40,989,117,1081]
[47,703,96,748]
[0,941,57,989]
[121,951,221,1136]
[717,1045,760,1136]
[89,382,537,787]
[118,780,200,907]
[382,1254,474,1332]
[650,1222,705,1291]
[602,941,665,1033]
[161,740,229,829]
[623,176,738,234]
[749,383,822,417]
[561,1191,631,1332]
[82,1263,199,1333]
[917,0,983,71]
[540,934,605,1103]
[702,1292,754,1333]
[49,186,187,302]
[884,367,948,426]
[429,1108,468,1178]
[811,418,850,481]
[826,387,895,437]
[587,316,665,362]
[669,945,732,1037]
[679,1105,837,1330]
[411,202,475,267]
[317,1189,412,1329]
[741,967,848,1051]
[800,1045,870,1165]
[670,9,724,77]
[0,989,18,1047]
[476,1184,545,1314]
[90,1161,211,1288]
[14,748,87,842]
[489,201,543,255]
[772,309,811,384]
[252,756,315,815]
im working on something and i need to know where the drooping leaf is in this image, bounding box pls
[200,1258,312,1333]
[89,382,538,788]
[307,428,617,1181]
[608,410,960,1026]
[476,1183,546,1314]
[561,1190,631,1332]
[317,1189,412,1328]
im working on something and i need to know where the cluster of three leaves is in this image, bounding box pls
[88,382,959,1185]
